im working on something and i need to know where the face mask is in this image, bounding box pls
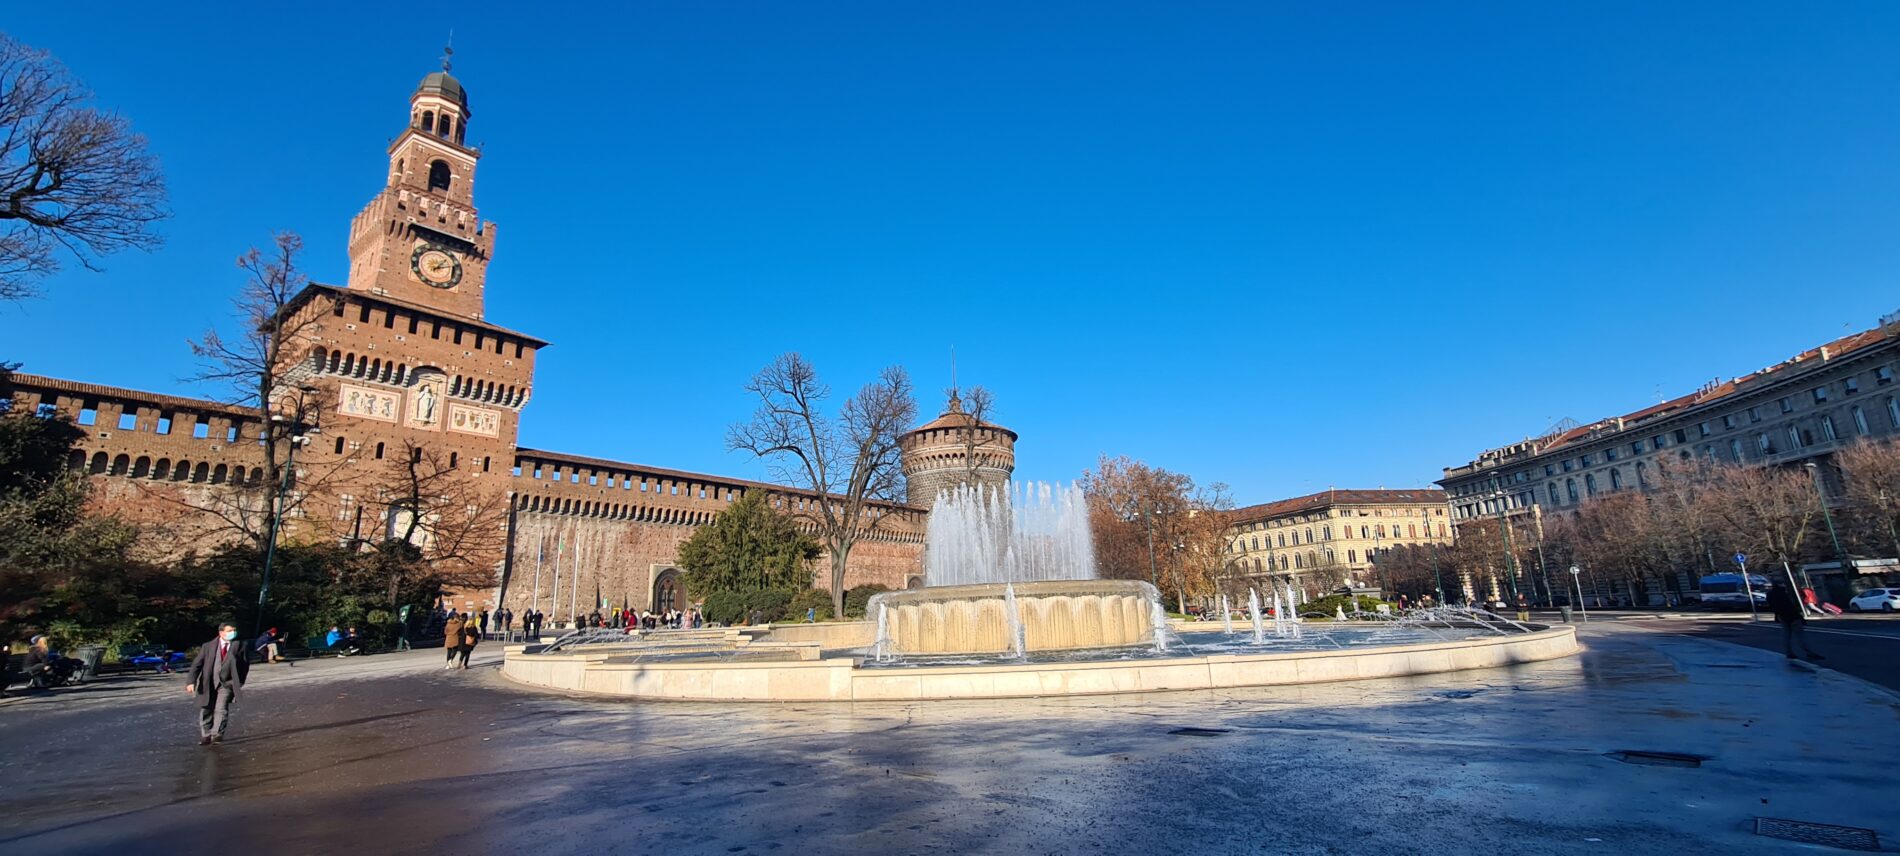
[222,631,237,641]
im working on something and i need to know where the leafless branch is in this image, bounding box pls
[0,34,167,301]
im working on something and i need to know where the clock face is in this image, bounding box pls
[411,245,463,288]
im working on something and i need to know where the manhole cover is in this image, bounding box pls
[1605,750,1705,768]
[1167,727,1231,737]
[1754,817,1880,851]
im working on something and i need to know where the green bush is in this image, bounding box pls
[743,589,794,623]
[786,588,833,622]
[1300,594,1388,619]
[701,590,747,625]
[843,584,890,618]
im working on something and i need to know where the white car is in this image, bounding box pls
[1846,588,1900,613]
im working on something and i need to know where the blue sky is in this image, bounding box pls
[3,2,1896,503]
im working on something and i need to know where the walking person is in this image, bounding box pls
[479,609,490,637]
[186,623,250,746]
[1768,581,1824,662]
[443,610,466,670]
[396,605,413,651]
[457,620,480,669]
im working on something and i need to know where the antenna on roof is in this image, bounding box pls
[442,31,455,72]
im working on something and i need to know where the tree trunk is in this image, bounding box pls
[829,542,850,619]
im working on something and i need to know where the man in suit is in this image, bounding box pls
[186,623,250,745]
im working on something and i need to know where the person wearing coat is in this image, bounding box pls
[186,623,250,745]
[456,621,480,669]
[1767,581,1824,662]
[443,611,466,671]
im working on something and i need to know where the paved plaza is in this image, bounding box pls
[2,622,1896,855]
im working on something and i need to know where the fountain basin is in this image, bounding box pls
[869,579,1162,656]
[500,623,1582,701]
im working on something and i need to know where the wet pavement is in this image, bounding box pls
[3,624,1897,855]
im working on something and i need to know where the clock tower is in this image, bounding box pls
[345,55,494,320]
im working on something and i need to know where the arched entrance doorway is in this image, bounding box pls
[652,568,684,613]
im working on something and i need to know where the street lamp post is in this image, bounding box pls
[1570,565,1588,623]
[1805,462,1847,573]
[1882,489,1900,559]
[1428,542,1446,607]
[1491,489,1521,604]
[1145,501,1159,588]
[256,385,320,638]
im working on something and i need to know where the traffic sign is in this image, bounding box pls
[1733,552,1747,567]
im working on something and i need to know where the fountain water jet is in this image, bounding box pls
[1247,588,1266,644]
[1219,594,1234,635]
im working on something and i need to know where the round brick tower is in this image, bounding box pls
[899,391,1017,510]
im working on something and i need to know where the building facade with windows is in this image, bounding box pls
[1225,489,1452,598]
[1438,314,1900,602]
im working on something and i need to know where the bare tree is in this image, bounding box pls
[0,34,166,301]
[729,354,917,617]
[1165,482,1235,613]
[376,441,513,595]
[1836,440,1900,558]
[1080,454,1194,585]
[184,233,340,550]
[1705,463,1822,590]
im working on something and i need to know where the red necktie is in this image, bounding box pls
[219,642,227,664]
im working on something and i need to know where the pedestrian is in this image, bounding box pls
[21,635,53,688]
[1515,594,1530,623]
[502,608,514,634]
[479,609,490,637]
[254,627,286,663]
[443,610,466,671]
[805,606,816,624]
[396,604,413,651]
[457,619,480,669]
[1767,581,1825,662]
[186,623,250,746]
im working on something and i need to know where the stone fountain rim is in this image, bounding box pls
[870,579,1158,602]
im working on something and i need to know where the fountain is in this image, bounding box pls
[1219,594,1233,635]
[867,481,1166,657]
[506,482,1581,701]
[1247,588,1266,644]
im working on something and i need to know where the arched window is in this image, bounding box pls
[1548,483,1559,505]
[1609,468,1623,490]
[1565,478,1578,501]
[1585,474,1598,496]
[421,110,435,132]
[1635,462,1649,487]
[428,160,451,193]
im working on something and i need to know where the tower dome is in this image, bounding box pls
[415,71,470,111]
[899,391,1017,510]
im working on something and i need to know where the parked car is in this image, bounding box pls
[1846,588,1900,613]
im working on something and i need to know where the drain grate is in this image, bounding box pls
[1167,727,1232,737]
[1605,750,1705,767]
[1754,817,1880,851]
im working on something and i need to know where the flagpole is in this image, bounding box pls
[529,532,544,630]
[550,530,563,629]
[570,538,581,626]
